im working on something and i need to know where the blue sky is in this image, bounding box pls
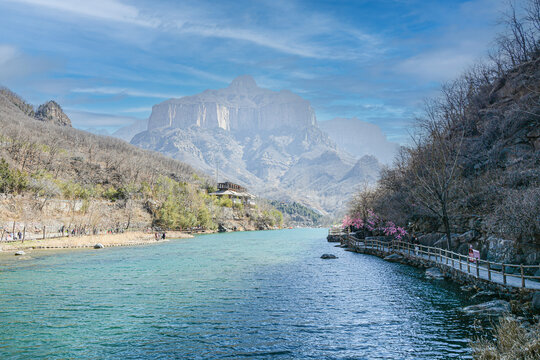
[0,0,509,143]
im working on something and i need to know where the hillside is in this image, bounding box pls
[345,15,540,266]
[0,90,283,239]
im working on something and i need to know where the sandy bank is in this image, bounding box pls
[0,230,202,252]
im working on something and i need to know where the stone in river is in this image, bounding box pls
[471,290,496,300]
[425,267,444,280]
[461,300,511,315]
[94,243,104,249]
[14,250,25,256]
[384,253,404,262]
[321,254,337,259]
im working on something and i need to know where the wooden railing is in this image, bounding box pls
[341,235,540,289]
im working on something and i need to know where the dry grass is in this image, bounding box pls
[472,317,540,360]
[0,230,195,251]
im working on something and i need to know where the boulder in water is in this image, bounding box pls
[471,290,496,300]
[461,300,511,315]
[321,254,337,259]
[384,253,404,262]
[14,250,25,256]
[425,267,444,280]
[94,243,104,249]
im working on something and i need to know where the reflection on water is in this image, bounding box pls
[0,229,477,359]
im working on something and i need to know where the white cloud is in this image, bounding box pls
[66,109,141,128]
[5,0,157,27]
[0,45,17,66]
[118,106,153,113]
[71,87,183,99]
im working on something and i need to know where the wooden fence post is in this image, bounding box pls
[476,261,480,278]
[43,226,46,240]
[521,265,525,288]
[502,264,506,285]
[487,261,491,281]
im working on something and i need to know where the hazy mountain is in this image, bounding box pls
[131,76,382,213]
[319,117,399,164]
[112,118,148,142]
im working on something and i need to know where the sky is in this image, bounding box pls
[0,0,510,143]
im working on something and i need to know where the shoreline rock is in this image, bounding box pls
[425,267,444,280]
[461,300,511,315]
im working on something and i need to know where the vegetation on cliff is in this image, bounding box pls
[345,0,540,264]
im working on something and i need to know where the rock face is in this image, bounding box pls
[461,300,511,315]
[131,76,382,214]
[35,101,72,127]
[148,75,316,132]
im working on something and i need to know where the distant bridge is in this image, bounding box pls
[329,231,540,290]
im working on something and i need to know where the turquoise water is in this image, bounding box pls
[0,229,478,359]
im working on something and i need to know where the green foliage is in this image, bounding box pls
[269,200,322,223]
[152,176,215,230]
[0,158,28,194]
[232,201,244,211]
[259,209,284,227]
[218,196,233,208]
[59,181,91,200]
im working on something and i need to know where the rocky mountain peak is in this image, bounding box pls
[35,101,72,127]
[228,75,258,91]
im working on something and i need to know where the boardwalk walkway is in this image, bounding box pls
[337,234,540,290]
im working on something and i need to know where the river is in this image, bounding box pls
[0,228,479,359]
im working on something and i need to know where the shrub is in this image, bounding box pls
[471,317,540,359]
[0,158,28,194]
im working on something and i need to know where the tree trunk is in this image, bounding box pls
[442,203,452,249]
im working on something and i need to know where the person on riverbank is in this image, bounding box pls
[162,232,166,240]
[412,233,419,256]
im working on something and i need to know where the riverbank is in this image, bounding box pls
[0,230,201,252]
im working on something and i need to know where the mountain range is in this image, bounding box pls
[115,76,394,214]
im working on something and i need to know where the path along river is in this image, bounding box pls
[0,228,481,359]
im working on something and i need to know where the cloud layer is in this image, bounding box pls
[0,0,507,141]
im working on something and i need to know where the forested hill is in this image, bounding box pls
[345,2,540,266]
[0,89,283,233]
[269,200,323,226]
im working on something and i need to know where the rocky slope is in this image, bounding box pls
[35,100,72,126]
[130,76,381,214]
[0,87,72,127]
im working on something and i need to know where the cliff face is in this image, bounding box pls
[148,75,316,132]
[35,101,72,127]
[132,76,381,214]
